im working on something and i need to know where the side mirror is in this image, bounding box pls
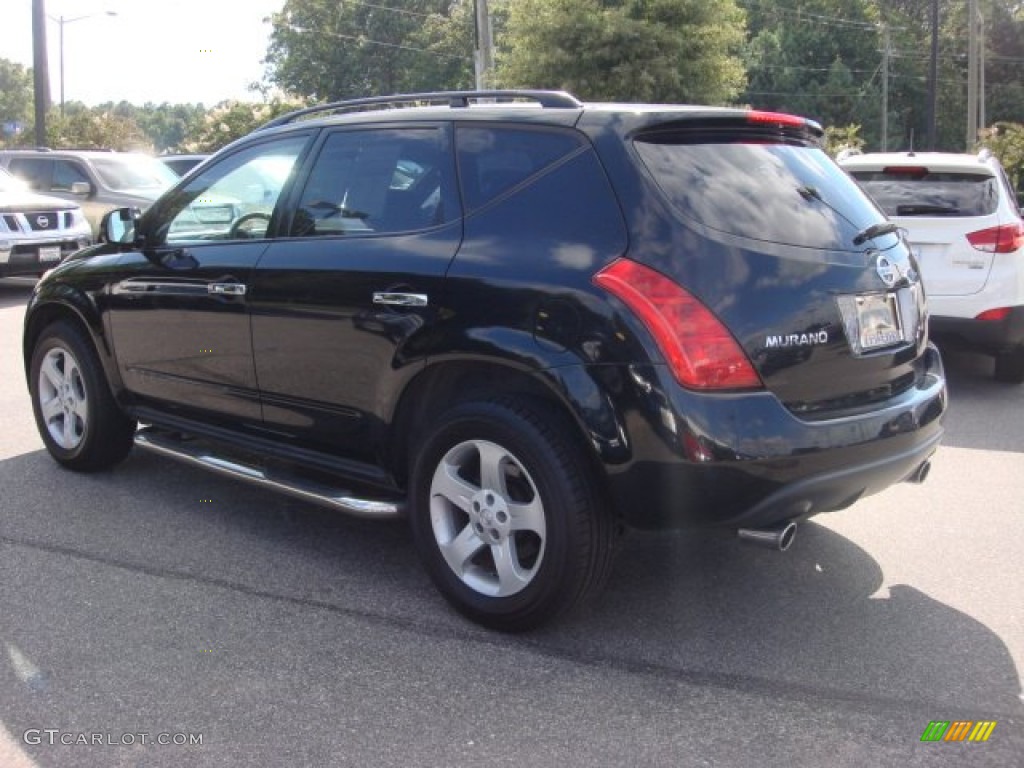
[69,181,92,197]
[99,207,141,244]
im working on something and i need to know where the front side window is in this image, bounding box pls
[90,156,178,193]
[153,136,308,245]
[52,160,91,191]
[290,128,454,237]
[7,158,52,191]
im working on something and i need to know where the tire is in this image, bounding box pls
[994,348,1024,384]
[30,321,137,471]
[409,397,614,632]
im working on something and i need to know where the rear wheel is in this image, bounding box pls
[30,321,136,470]
[994,348,1024,384]
[409,398,614,631]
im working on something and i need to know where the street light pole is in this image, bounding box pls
[48,11,117,119]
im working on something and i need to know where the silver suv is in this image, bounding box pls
[0,166,92,278]
[0,149,177,236]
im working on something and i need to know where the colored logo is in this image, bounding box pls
[920,720,997,742]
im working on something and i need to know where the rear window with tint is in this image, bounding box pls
[634,136,880,250]
[847,170,999,217]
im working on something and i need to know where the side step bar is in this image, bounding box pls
[134,428,403,519]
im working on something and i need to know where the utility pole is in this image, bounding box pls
[926,0,938,149]
[979,9,986,133]
[473,0,494,90]
[881,24,890,152]
[32,0,51,146]
[966,0,978,149]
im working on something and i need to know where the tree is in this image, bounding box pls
[183,100,305,153]
[262,0,474,101]
[978,121,1024,194]
[742,1,884,144]
[0,58,33,145]
[36,102,151,151]
[824,123,866,157]
[497,0,747,103]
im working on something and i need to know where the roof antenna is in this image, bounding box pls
[907,129,915,156]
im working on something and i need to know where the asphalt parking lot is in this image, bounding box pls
[0,277,1021,767]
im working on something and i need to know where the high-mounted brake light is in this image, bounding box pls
[881,165,929,177]
[966,222,1024,254]
[746,110,807,129]
[593,259,761,390]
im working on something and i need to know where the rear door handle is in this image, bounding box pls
[209,283,247,296]
[372,292,427,307]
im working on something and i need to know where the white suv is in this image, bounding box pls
[839,151,1024,382]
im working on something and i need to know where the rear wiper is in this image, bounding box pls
[853,221,900,246]
[895,204,960,216]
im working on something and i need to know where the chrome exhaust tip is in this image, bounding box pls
[904,460,932,485]
[737,521,798,552]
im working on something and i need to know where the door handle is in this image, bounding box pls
[208,283,247,296]
[372,292,427,307]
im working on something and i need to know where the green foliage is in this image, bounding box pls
[39,103,150,151]
[978,121,1024,194]
[742,0,1024,153]
[824,124,866,157]
[0,58,33,146]
[263,0,474,100]
[497,0,747,103]
[182,100,306,153]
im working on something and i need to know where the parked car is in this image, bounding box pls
[23,91,946,631]
[0,166,92,278]
[160,154,210,177]
[839,150,1024,382]
[0,148,177,237]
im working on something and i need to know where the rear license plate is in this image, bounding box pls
[855,293,904,351]
[38,245,62,263]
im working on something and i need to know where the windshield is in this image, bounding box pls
[847,171,999,217]
[634,135,882,250]
[91,156,178,192]
[0,167,28,193]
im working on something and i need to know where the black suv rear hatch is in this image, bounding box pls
[591,110,927,415]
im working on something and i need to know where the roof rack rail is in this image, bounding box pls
[259,90,583,131]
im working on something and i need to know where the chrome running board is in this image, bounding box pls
[134,428,403,519]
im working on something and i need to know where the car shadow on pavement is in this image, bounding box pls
[549,522,1023,717]
[935,343,1024,453]
[1,446,1020,752]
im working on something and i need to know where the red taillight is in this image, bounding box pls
[746,110,807,129]
[966,222,1024,254]
[593,259,761,390]
[976,307,1011,321]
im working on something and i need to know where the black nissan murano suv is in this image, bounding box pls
[23,91,946,630]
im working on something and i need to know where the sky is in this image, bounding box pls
[6,0,287,106]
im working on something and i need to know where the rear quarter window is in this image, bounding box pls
[848,170,999,217]
[457,125,584,212]
[634,135,880,250]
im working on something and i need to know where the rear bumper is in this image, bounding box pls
[930,306,1024,353]
[604,344,947,529]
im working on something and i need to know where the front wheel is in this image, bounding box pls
[30,321,137,471]
[409,398,614,631]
